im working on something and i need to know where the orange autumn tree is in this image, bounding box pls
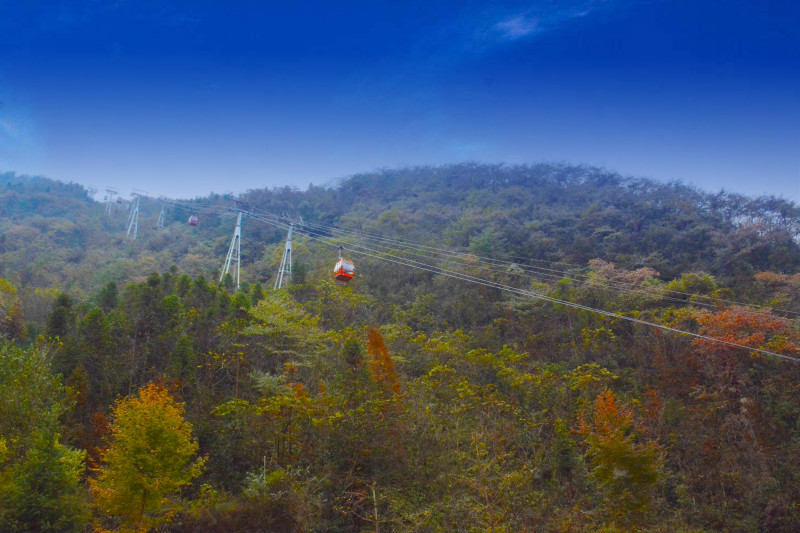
[685,305,800,507]
[689,305,800,402]
[575,389,664,522]
[692,306,800,358]
[90,383,205,533]
[367,328,400,394]
[688,306,800,413]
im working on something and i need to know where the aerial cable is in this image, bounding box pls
[272,214,736,299]
[247,209,799,317]
[306,219,799,315]
[277,211,593,272]
[329,234,792,316]
[250,214,800,363]
[245,209,797,319]
[300,226,663,296]
[159,198,234,216]
[286,221,745,312]
[164,204,232,217]
[261,212,799,316]
[284,216,583,275]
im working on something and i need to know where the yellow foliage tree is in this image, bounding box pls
[90,383,205,533]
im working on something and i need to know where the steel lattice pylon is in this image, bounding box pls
[274,225,293,289]
[220,211,243,288]
[126,194,140,240]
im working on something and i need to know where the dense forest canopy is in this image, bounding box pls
[0,164,799,532]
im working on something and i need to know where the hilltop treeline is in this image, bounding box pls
[0,165,799,532]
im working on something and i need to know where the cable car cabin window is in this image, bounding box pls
[334,258,355,282]
[188,215,199,226]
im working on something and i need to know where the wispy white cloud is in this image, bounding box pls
[479,1,613,46]
[402,1,622,70]
[494,14,540,40]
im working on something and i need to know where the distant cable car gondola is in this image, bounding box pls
[333,245,355,282]
[188,215,200,226]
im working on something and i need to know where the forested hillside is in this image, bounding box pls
[1,165,799,532]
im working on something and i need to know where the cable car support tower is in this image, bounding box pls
[126,194,141,240]
[156,201,166,229]
[274,224,293,290]
[220,211,243,289]
[105,188,118,216]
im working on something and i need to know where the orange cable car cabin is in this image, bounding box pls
[188,215,200,226]
[334,246,355,282]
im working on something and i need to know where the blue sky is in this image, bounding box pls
[0,0,798,201]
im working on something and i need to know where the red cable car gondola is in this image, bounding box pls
[333,246,355,282]
[188,215,199,226]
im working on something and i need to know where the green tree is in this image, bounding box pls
[242,290,324,372]
[46,293,74,339]
[0,342,88,532]
[98,282,118,313]
[0,432,87,532]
